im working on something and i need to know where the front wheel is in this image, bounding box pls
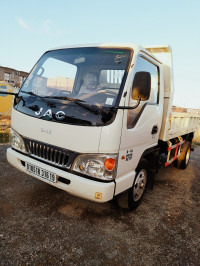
[117,159,149,210]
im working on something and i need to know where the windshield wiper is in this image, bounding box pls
[20,92,84,103]
[39,95,100,114]
[20,90,36,96]
[41,95,85,103]
[17,91,41,106]
[20,91,100,115]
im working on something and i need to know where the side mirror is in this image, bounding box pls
[132,71,151,101]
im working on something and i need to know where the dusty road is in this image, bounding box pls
[0,144,199,265]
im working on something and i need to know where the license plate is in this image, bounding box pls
[25,162,57,183]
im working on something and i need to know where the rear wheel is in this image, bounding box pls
[174,141,191,170]
[117,159,149,210]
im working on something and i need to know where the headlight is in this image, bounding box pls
[72,154,118,181]
[10,128,26,154]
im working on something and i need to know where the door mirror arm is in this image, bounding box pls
[0,91,18,96]
[113,97,141,110]
[0,91,26,106]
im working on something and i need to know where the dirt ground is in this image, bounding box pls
[0,144,199,266]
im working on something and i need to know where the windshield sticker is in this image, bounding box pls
[105,98,114,105]
[115,54,127,64]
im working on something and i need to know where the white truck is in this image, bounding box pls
[4,43,200,209]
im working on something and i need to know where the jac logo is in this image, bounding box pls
[35,108,65,121]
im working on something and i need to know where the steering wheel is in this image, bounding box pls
[57,90,72,96]
[106,91,117,96]
[97,89,117,96]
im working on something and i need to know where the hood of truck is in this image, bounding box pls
[11,108,102,153]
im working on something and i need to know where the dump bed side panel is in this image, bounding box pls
[167,112,200,139]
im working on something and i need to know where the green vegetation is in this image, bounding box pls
[193,142,200,146]
[0,114,11,143]
[0,130,10,143]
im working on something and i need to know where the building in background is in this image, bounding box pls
[0,66,28,88]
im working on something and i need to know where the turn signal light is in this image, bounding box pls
[104,158,115,171]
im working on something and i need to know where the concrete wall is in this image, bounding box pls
[0,82,15,116]
[194,126,200,143]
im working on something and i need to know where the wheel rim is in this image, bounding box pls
[185,148,191,165]
[133,169,147,201]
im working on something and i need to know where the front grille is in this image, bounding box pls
[23,138,79,170]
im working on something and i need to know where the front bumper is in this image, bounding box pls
[7,148,115,202]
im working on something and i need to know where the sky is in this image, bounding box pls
[1,0,200,109]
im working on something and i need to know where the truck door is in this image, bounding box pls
[115,53,163,194]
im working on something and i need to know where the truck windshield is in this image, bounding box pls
[16,47,131,126]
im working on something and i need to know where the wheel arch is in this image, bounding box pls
[137,145,160,171]
[182,132,194,143]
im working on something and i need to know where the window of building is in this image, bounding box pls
[4,73,10,81]
[19,76,23,84]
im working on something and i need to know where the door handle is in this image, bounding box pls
[151,125,158,135]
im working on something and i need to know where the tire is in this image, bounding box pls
[174,141,191,170]
[117,159,149,210]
